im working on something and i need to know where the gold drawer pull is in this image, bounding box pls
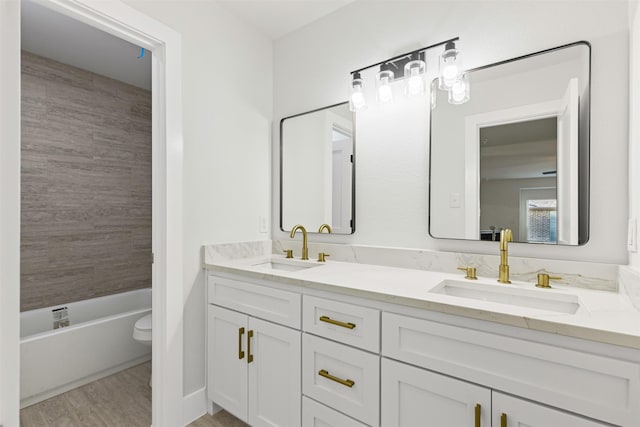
[318,369,355,388]
[247,330,254,364]
[475,403,481,427]
[238,327,245,360]
[500,413,507,427]
[319,315,356,329]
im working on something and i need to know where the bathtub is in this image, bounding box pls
[20,288,152,408]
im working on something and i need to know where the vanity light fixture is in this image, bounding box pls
[439,41,463,90]
[404,52,427,97]
[448,72,470,105]
[349,36,469,110]
[349,71,367,112]
[376,63,395,105]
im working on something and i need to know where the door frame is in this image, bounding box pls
[0,1,184,426]
[464,100,560,240]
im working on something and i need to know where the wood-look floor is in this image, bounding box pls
[20,362,248,427]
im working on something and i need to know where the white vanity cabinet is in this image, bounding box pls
[491,392,608,427]
[382,312,636,426]
[302,396,368,427]
[381,358,608,427]
[302,295,381,427]
[206,270,640,427]
[381,358,491,427]
[207,276,301,427]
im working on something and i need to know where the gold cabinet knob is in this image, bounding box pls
[283,249,293,259]
[318,252,330,262]
[457,266,477,280]
[536,273,562,288]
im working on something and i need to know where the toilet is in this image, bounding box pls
[133,313,152,386]
[133,313,152,346]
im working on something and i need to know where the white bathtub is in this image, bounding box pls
[20,288,152,408]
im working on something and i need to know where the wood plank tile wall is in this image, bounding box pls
[21,51,152,312]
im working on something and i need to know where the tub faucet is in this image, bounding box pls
[498,228,513,284]
[289,224,308,260]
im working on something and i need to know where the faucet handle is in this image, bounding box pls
[283,249,293,259]
[536,273,562,288]
[318,252,330,262]
[457,266,478,280]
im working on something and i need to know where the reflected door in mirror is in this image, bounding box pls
[281,102,355,234]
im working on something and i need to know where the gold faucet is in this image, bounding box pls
[498,228,513,284]
[318,224,332,234]
[289,224,308,260]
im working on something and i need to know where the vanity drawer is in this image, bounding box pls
[302,396,368,427]
[302,334,380,427]
[303,295,380,352]
[208,275,300,329]
[382,312,640,427]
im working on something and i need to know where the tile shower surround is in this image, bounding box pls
[20,51,151,312]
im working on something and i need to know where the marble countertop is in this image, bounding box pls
[204,254,640,350]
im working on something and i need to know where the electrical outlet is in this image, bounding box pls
[628,218,638,253]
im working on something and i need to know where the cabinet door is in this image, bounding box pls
[207,305,248,423]
[492,392,609,427]
[382,358,491,427]
[248,317,301,427]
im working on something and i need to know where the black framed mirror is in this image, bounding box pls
[280,102,355,234]
[429,42,590,245]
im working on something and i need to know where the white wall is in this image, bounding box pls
[125,1,272,396]
[273,0,630,264]
[0,2,21,425]
[630,0,640,268]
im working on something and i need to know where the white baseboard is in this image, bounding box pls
[183,387,220,426]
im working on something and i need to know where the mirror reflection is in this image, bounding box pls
[430,42,590,245]
[281,102,355,234]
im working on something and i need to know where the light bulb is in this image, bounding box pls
[407,68,424,95]
[378,81,393,103]
[351,91,366,109]
[442,62,459,87]
[376,66,395,105]
[348,72,367,111]
[404,55,426,97]
[447,72,470,105]
[439,41,463,90]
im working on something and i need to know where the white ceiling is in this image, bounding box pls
[217,0,356,40]
[21,0,151,90]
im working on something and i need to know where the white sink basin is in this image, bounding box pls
[430,279,580,314]
[251,260,319,272]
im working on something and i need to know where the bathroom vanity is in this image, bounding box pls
[203,243,640,427]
